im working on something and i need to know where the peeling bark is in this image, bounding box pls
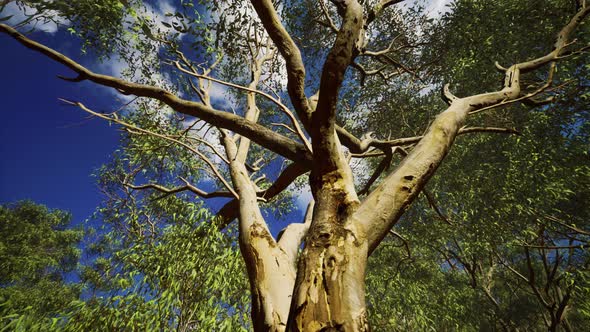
[288,221,369,331]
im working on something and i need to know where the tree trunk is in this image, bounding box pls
[288,223,369,331]
[240,227,296,332]
[286,172,368,332]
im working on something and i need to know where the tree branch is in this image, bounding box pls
[348,126,521,155]
[312,0,364,175]
[0,23,313,166]
[214,162,309,228]
[423,189,453,226]
[357,6,590,254]
[278,201,314,264]
[525,247,553,309]
[367,0,406,25]
[59,99,239,199]
[125,177,246,202]
[249,0,312,123]
[172,60,312,153]
[300,0,366,236]
[318,0,339,33]
[358,149,393,195]
[540,213,590,236]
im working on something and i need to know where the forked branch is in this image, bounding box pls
[249,0,312,123]
[172,61,312,153]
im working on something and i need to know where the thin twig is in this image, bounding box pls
[59,99,239,199]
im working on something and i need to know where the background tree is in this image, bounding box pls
[67,200,250,331]
[0,200,250,331]
[1,0,589,330]
[364,1,590,331]
[0,201,83,331]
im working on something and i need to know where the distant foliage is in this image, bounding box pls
[67,209,250,331]
[0,201,83,331]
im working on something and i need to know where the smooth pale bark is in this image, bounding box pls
[249,0,312,123]
[240,227,295,331]
[224,134,297,331]
[220,45,301,331]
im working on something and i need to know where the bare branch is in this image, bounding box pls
[441,83,458,105]
[542,214,590,236]
[215,162,309,227]
[367,0,406,25]
[318,0,339,33]
[387,229,414,279]
[125,178,243,202]
[58,99,239,199]
[388,229,411,258]
[470,62,558,115]
[521,244,587,250]
[494,252,529,284]
[271,123,297,134]
[423,189,453,226]
[184,133,231,166]
[376,54,425,83]
[0,23,312,165]
[278,201,314,264]
[351,61,388,85]
[354,126,521,154]
[172,61,312,153]
[237,38,276,164]
[362,35,403,57]
[249,0,312,122]
[358,150,393,195]
[525,247,553,309]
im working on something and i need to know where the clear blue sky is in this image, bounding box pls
[0,29,121,224]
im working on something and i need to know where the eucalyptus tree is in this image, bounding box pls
[1,0,589,330]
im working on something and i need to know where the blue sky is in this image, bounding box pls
[0,29,121,224]
[0,0,311,232]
